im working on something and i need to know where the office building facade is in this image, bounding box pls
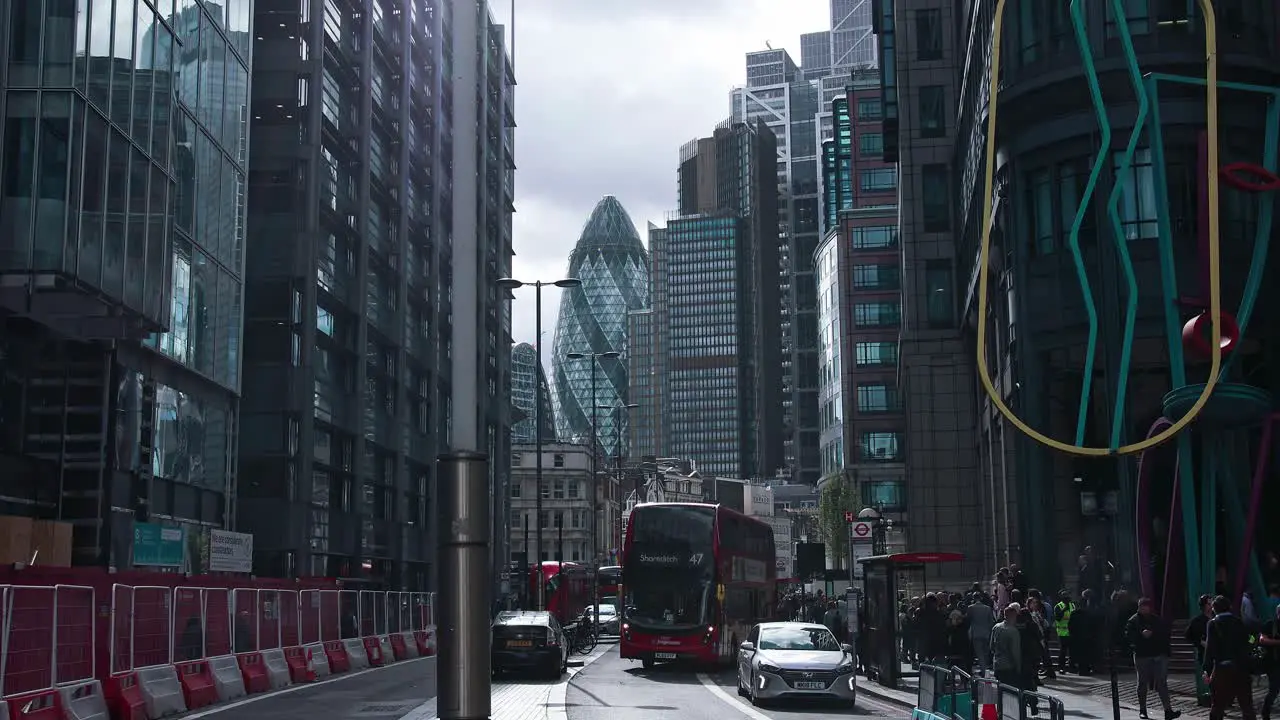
[943,0,1279,589]
[551,196,649,457]
[1,0,249,565]
[236,0,515,590]
[648,121,783,480]
[510,342,554,444]
[871,0,981,583]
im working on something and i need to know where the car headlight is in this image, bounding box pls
[758,662,781,673]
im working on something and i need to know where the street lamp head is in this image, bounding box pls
[496,278,524,290]
[553,278,582,288]
[566,352,585,360]
[600,351,621,360]
[857,507,882,521]
[625,403,639,409]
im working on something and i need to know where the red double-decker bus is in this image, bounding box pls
[597,565,621,602]
[529,561,592,624]
[620,502,776,669]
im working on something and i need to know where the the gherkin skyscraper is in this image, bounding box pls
[552,196,650,457]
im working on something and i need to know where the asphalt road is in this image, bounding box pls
[566,646,908,720]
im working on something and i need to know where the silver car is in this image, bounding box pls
[736,622,857,707]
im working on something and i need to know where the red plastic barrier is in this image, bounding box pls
[413,630,432,656]
[237,652,271,694]
[361,636,385,667]
[103,672,148,720]
[284,647,316,683]
[323,640,350,674]
[4,689,61,720]
[389,633,411,661]
[175,659,219,710]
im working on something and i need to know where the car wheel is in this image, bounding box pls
[736,668,748,697]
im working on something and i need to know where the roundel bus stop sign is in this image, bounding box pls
[849,521,874,542]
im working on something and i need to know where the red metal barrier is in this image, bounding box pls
[0,586,95,698]
[236,654,270,694]
[3,689,61,720]
[322,641,350,674]
[175,660,218,710]
[103,672,147,720]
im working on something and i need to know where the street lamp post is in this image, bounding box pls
[566,350,619,632]
[498,276,581,611]
[598,403,638,567]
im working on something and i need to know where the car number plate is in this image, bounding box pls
[506,640,533,648]
[654,652,677,659]
[794,681,826,690]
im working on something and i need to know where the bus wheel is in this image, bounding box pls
[642,656,654,670]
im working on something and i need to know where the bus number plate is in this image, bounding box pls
[654,652,677,659]
[506,640,533,648]
[794,681,826,690]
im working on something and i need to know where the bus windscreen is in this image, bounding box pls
[623,505,716,631]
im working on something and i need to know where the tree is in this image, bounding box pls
[817,475,857,561]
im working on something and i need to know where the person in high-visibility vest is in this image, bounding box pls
[1054,589,1077,673]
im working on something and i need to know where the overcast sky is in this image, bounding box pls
[488,0,827,366]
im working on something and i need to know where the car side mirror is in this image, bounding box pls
[841,643,854,654]
[739,641,755,652]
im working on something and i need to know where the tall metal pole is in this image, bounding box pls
[534,282,545,610]
[438,2,488,715]
[589,359,599,628]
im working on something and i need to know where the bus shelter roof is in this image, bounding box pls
[855,551,965,566]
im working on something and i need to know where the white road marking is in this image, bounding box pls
[696,672,775,720]
[183,655,435,718]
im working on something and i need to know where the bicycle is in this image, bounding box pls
[567,614,599,655]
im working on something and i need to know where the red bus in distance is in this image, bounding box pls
[529,561,592,625]
[620,502,776,669]
[597,565,621,603]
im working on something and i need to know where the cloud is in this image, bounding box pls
[495,0,828,368]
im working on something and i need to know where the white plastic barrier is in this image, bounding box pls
[343,638,370,670]
[259,648,292,689]
[56,680,111,720]
[208,654,247,701]
[304,643,332,678]
[400,631,420,658]
[136,665,189,717]
[378,635,396,663]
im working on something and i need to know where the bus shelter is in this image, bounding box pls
[856,552,965,690]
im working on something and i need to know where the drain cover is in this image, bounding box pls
[353,701,422,716]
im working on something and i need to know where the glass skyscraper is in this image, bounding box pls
[552,196,649,457]
[510,342,554,444]
[0,0,248,565]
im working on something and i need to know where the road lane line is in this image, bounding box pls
[182,655,435,718]
[696,672,774,720]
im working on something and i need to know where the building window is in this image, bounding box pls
[925,260,954,329]
[553,454,565,467]
[553,480,565,499]
[855,341,898,366]
[916,9,943,60]
[854,302,901,328]
[918,86,947,138]
[1113,148,1158,241]
[857,384,898,413]
[568,481,580,499]
[859,168,897,193]
[1028,168,1055,255]
[510,481,521,498]
[859,432,902,461]
[861,479,906,511]
[852,264,901,290]
[857,98,882,121]
[921,164,950,232]
[850,226,898,250]
[858,133,884,157]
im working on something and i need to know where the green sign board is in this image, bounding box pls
[133,522,185,567]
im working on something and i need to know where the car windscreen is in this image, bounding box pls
[624,578,713,630]
[758,625,841,651]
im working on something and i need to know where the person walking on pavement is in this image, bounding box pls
[1016,603,1044,715]
[1259,601,1280,720]
[1055,589,1077,673]
[991,603,1024,691]
[1204,594,1259,720]
[968,592,996,677]
[1126,597,1183,720]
